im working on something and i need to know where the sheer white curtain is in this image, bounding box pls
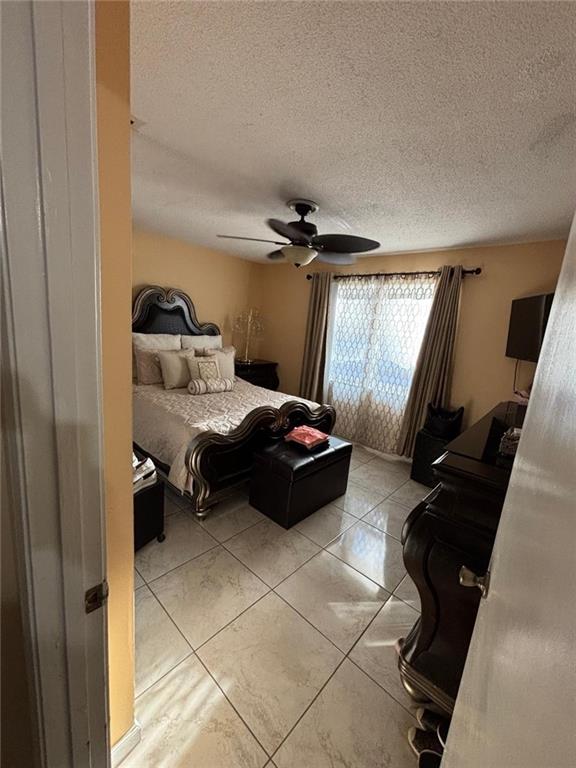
[324,273,438,454]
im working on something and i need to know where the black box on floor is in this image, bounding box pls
[134,478,165,551]
[411,430,448,488]
[249,436,352,528]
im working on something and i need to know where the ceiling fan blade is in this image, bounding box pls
[316,252,357,265]
[266,250,286,261]
[312,234,380,254]
[217,235,288,245]
[266,218,311,244]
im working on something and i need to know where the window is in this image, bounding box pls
[325,273,437,453]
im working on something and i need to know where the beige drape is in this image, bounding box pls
[397,265,463,457]
[299,272,333,401]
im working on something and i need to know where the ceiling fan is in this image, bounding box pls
[218,199,380,267]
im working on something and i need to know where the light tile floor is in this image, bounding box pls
[130,444,430,767]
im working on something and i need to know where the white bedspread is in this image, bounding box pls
[133,377,317,492]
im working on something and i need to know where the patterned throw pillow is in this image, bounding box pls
[197,359,220,380]
[187,378,235,395]
[199,346,235,379]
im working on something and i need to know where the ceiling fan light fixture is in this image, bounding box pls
[281,245,317,267]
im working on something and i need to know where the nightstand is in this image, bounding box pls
[133,448,165,551]
[134,479,165,551]
[235,359,279,391]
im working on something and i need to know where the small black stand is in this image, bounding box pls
[133,471,165,552]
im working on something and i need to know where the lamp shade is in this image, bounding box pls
[281,245,317,267]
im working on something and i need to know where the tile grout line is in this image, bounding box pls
[137,537,221,585]
[268,654,349,763]
[135,457,418,761]
[342,591,421,719]
[294,505,405,546]
[193,652,274,761]
[271,590,351,657]
[202,514,268,544]
[271,540,393,596]
[141,544,418,719]
[139,506,409,592]
[139,581,274,759]
[319,541,406,595]
[157,477,416,636]
[136,507,222,583]
[345,656,419,721]
[171,477,412,599]
[219,523,322,587]
[134,651,196,703]
[193,587,272,654]
[134,584,195,700]
[330,485,389,516]
[138,469,422,751]
[169,490,267,541]
[268,590,418,756]
[218,508,407,601]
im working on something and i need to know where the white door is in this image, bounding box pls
[1,2,109,766]
[442,221,576,767]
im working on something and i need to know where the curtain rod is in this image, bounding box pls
[306,267,482,280]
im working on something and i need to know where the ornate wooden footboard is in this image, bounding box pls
[185,401,336,517]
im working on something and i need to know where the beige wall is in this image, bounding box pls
[96,0,134,747]
[133,229,254,344]
[250,240,565,427]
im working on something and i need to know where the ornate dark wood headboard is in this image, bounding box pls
[132,286,220,336]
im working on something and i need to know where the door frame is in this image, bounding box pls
[1,2,109,766]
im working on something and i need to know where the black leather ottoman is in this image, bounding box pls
[249,436,352,528]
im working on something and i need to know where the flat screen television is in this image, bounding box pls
[506,293,554,363]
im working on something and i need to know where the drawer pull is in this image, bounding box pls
[459,566,490,598]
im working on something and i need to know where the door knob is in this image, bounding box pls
[459,566,490,598]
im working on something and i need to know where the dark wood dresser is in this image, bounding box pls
[235,359,279,391]
[399,401,526,714]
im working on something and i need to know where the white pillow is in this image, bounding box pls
[181,334,222,351]
[132,333,181,382]
[156,350,197,390]
[133,332,182,350]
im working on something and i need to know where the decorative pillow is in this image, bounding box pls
[186,355,219,382]
[133,333,181,383]
[133,332,181,350]
[134,347,170,385]
[156,350,197,390]
[197,359,220,380]
[181,334,223,351]
[200,346,236,379]
[187,378,235,395]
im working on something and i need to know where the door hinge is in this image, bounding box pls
[85,580,109,614]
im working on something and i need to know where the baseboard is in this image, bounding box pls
[111,720,141,767]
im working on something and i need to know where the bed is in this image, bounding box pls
[132,285,336,517]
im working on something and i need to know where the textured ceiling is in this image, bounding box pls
[131,1,576,261]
